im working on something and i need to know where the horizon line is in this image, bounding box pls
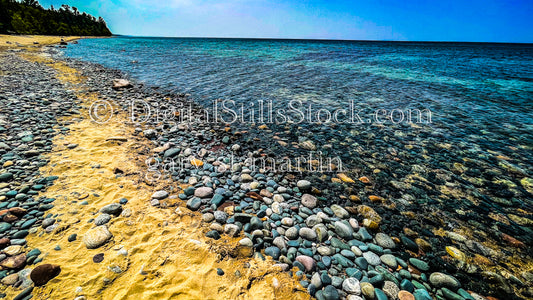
[110,34,533,45]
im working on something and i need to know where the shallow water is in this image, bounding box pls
[63,37,533,151]
[62,37,533,292]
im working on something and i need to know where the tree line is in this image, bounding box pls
[0,0,112,36]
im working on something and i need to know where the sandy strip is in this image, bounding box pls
[0,35,86,50]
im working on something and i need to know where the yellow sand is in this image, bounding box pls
[0,34,84,50]
[2,52,309,299]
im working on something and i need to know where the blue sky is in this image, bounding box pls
[39,0,533,42]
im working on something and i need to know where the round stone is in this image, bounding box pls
[30,264,61,286]
[151,190,169,200]
[362,252,381,266]
[94,214,111,226]
[194,187,213,198]
[83,226,113,249]
[239,238,253,247]
[281,217,294,227]
[301,194,317,209]
[429,272,461,290]
[272,236,287,249]
[382,281,400,299]
[322,285,340,300]
[409,258,429,272]
[186,198,202,211]
[297,180,312,190]
[42,218,56,228]
[3,245,23,256]
[1,273,18,285]
[331,204,349,219]
[0,253,26,268]
[224,224,240,237]
[285,227,299,240]
[360,282,375,299]
[311,272,323,289]
[295,255,315,272]
[93,253,105,263]
[202,213,215,223]
[299,227,317,241]
[213,211,228,224]
[398,290,415,300]
[355,257,368,270]
[374,233,396,249]
[264,246,281,260]
[380,254,398,269]
[334,221,354,239]
[0,173,13,182]
[318,246,334,256]
[342,277,361,295]
[99,203,122,216]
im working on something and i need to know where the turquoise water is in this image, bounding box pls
[62,37,533,169]
[62,37,533,258]
[63,37,533,126]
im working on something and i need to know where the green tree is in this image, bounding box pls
[11,12,30,33]
[0,0,111,35]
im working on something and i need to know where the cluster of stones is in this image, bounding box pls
[0,53,82,298]
[98,78,490,300]
[42,50,531,300]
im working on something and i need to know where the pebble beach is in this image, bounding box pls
[0,37,531,300]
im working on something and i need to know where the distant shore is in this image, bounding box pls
[0,35,107,50]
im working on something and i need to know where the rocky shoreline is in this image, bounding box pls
[0,52,83,298]
[0,44,531,300]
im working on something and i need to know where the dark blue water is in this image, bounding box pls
[61,37,533,271]
[62,37,533,171]
[63,37,533,150]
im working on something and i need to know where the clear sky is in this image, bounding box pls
[39,0,533,43]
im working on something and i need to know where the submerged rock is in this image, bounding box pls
[429,272,461,290]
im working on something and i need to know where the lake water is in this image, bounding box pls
[61,36,533,294]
